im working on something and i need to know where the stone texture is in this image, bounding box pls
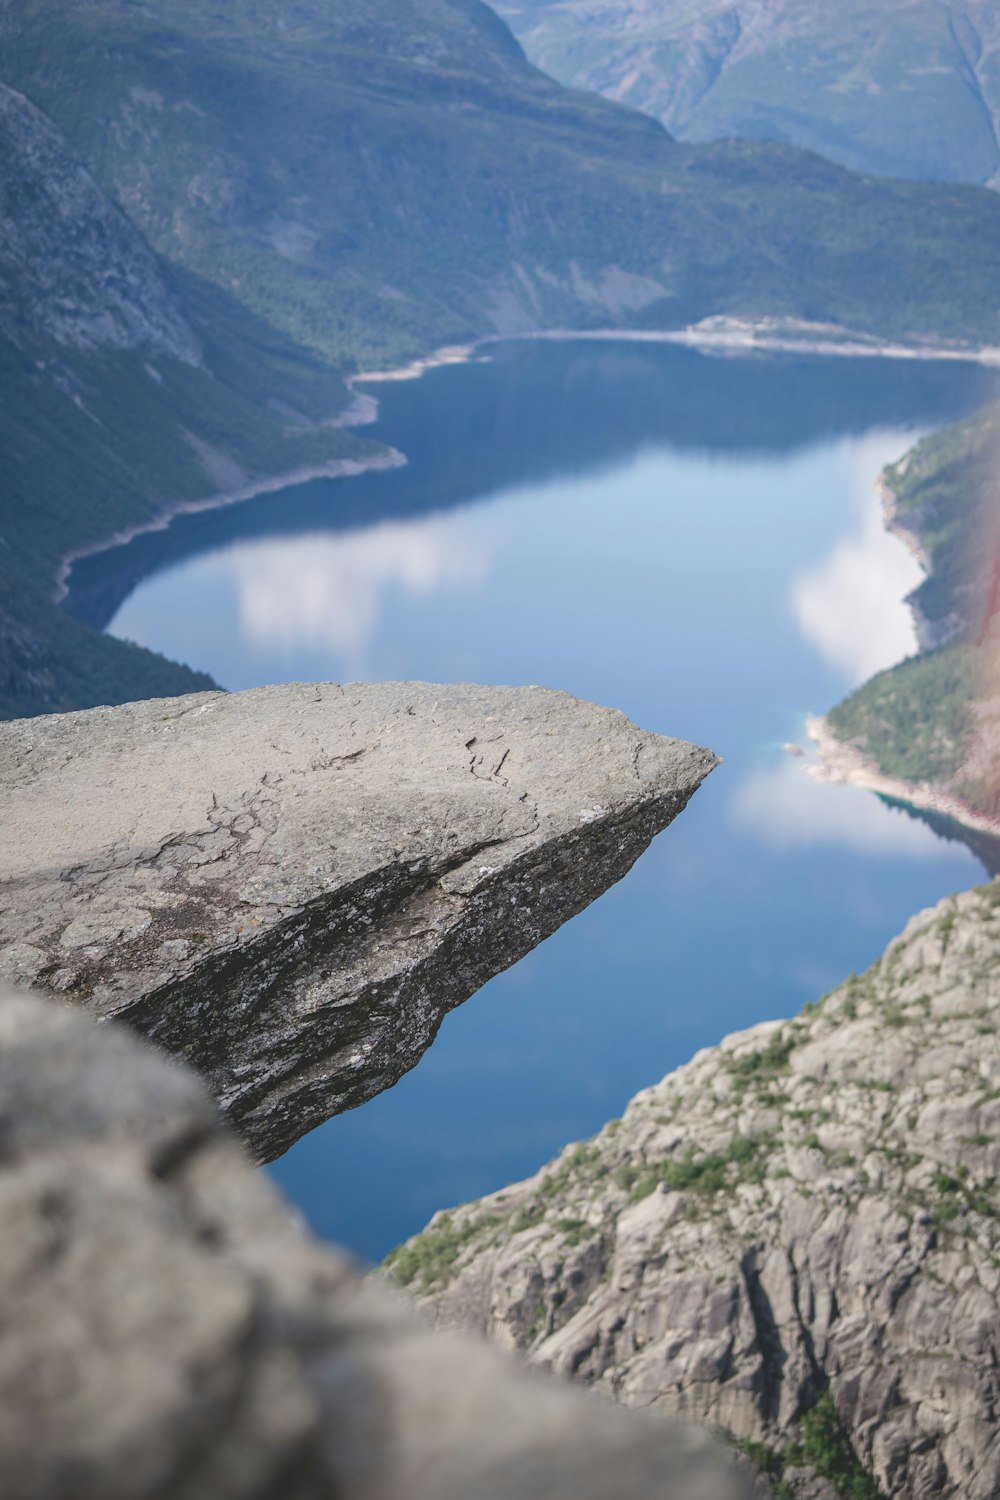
[0,981,754,1500]
[0,681,715,1161]
[405,883,1000,1499]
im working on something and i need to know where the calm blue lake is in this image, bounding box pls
[67,341,999,1261]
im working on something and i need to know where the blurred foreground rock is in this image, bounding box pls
[406,884,1000,1499]
[0,983,753,1500]
[0,681,714,1160]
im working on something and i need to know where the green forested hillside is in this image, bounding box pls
[881,399,1000,638]
[497,0,1000,187]
[827,399,1000,818]
[4,0,1000,372]
[0,81,374,718]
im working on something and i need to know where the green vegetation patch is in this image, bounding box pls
[797,1392,882,1500]
[616,1131,779,1204]
[929,1167,997,1228]
[827,642,980,785]
[555,1217,597,1246]
[734,1389,883,1499]
[726,1028,797,1095]
[384,1210,496,1292]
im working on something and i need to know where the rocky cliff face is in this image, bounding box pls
[0,83,200,360]
[404,883,1000,1499]
[0,979,754,1500]
[0,681,715,1161]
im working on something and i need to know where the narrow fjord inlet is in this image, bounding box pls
[66,340,1000,1258]
[5,0,1000,1492]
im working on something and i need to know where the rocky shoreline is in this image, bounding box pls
[877,477,932,583]
[355,320,1000,388]
[492,318,1000,365]
[806,712,1000,844]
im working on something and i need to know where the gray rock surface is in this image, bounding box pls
[0,681,715,1161]
[0,980,755,1500]
[405,883,1000,1499]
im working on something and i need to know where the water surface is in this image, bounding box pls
[68,341,999,1260]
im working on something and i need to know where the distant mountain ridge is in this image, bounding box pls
[4,0,1000,375]
[497,0,1000,186]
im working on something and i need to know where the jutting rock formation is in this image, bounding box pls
[403,884,1000,1500]
[0,681,715,1161]
[0,980,754,1500]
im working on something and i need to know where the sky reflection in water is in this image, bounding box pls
[88,343,999,1260]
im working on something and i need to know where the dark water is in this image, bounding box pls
[68,341,999,1262]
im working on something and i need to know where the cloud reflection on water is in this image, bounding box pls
[732,758,954,856]
[230,515,491,672]
[790,432,925,686]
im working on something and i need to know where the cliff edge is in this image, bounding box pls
[0,680,715,1160]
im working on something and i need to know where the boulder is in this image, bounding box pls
[0,981,752,1500]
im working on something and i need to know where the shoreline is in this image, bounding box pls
[352,319,1000,387]
[492,323,1000,366]
[351,343,480,385]
[806,713,1000,842]
[55,312,1000,608]
[877,476,930,573]
[53,447,406,604]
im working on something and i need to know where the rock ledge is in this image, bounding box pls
[0,681,715,1159]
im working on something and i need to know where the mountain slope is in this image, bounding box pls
[395,883,1000,1499]
[0,82,377,719]
[496,0,1000,186]
[4,0,1000,370]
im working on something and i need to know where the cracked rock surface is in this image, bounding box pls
[0,981,754,1500]
[402,883,1000,1500]
[0,681,715,1160]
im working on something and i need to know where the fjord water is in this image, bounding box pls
[69,341,999,1260]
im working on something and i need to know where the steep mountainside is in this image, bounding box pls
[497,0,1000,186]
[820,401,1000,826]
[0,82,380,719]
[4,0,1000,374]
[395,882,1000,1499]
